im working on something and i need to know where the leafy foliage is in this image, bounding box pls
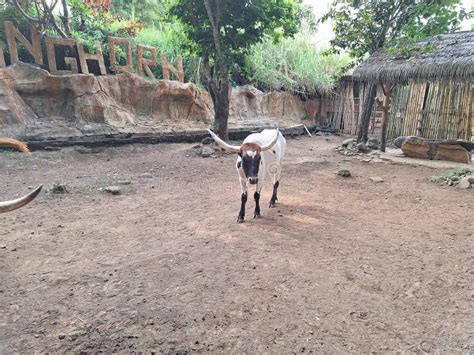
[110,0,170,28]
[170,0,299,65]
[170,0,301,137]
[322,0,467,61]
[245,33,351,97]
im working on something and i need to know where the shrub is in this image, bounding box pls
[244,33,352,97]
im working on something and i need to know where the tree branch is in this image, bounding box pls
[41,0,67,38]
[9,0,41,23]
[203,0,222,54]
[60,0,72,37]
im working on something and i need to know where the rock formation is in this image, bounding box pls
[0,62,317,140]
[395,136,473,164]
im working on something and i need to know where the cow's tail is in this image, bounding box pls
[0,138,30,153]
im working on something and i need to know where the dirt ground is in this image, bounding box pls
[1,135,473,353]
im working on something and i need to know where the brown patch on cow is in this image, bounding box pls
[240,143,261,156]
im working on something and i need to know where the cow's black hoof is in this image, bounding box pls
[253,213,261,219]
[237,216,245,223]
[269,200,277,208]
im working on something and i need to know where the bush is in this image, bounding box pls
[244,33,352,97]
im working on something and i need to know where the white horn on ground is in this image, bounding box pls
[261,129,280,152]
[207,129,241,153]
[0,185,42,214]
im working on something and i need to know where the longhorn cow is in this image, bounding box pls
[208,129,286,223]
[0,138,42,213]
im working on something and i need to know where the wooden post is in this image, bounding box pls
[380,82,392,152]
[4,21,43,65]
[137,44,157,78]
[0,45,5,68]
[76,40,107,75]
[45,37,78,75]
[160,54,184,82]
[357,82,376,143]
[108,37,133,73]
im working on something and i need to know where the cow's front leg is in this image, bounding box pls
[253,191,261,218]
[254,183,263,218]
[237,177,247,223]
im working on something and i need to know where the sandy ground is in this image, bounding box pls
[1,135,473,353]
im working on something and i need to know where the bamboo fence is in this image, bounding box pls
[386,79,473,142]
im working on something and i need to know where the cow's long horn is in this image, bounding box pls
[207,129,240,153]
[261,129,280,152]
[0,138,30,153]
[0,185,42,214]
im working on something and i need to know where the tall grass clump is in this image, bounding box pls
[245,33,351,97]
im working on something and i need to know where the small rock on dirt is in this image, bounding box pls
[201,137,213,145]
[342,138,356,148]
[58,333,66,340]
[366,138,380,150]
[370,176,384,183]
[457,179,471,189]
[140,173,153,178]
[117,180,132,185]
[51,183,68,194]
[201,146,214,157]
[104,186,121,195]
[75,146,103,154]
[44,146,61,151]
[337,170,351,178]
[357,142,371,153]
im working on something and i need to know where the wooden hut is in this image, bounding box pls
[317,75,385,136]
[354,31,474,144]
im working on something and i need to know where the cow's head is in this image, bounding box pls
[0,138,42,214]
[207,129,279,185]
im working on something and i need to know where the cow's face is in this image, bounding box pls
[239,143,262,185]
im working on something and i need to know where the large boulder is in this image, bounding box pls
[399,136,473,164]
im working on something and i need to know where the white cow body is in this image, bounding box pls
[237,129,286,192]
[208,127,285,222]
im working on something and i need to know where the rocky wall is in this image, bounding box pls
[0,62,317,139]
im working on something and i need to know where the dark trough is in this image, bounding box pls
[23,125,318,151]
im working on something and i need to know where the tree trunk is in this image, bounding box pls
[203,0,230,140]
[209,64,230,140]
[60,0,72,37]
[357,82,376,143]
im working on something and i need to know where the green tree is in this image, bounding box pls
[110,0,170,28]
[170,0,299,139]
[324,0,466,61]
[322,0,466,143]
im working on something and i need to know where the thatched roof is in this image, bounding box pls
[354,31,474,84]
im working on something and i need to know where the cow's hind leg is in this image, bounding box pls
[269,167,281,208]
[269,181,279,208]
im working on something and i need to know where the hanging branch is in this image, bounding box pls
[9,0,41,23]
[7,0,67,38]
[59,0,72,37]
